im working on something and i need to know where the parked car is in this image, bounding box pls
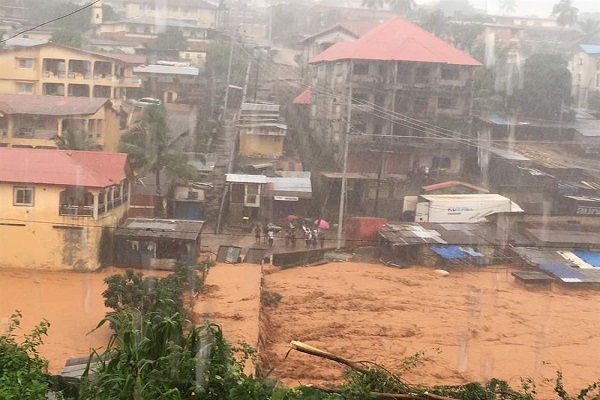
[129,97,162,107]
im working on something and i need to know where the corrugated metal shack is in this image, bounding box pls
[378,223,507,266]
[114,218,204,269]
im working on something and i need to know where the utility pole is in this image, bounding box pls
[337,83,352,249]
[373,143,385,217]
[253,50,260,102]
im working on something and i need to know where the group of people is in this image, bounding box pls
[254,222,326,249]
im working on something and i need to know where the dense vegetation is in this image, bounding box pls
[1,263,597,399]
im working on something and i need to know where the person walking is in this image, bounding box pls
[284,228,291,247]
[254,225,261,243]
[267,229,275,247]
[291,228,297,247]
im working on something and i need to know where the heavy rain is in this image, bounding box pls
[0,0,598,399]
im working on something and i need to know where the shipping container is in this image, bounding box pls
[413,194,523,223]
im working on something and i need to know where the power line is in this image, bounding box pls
[0,0,101,44]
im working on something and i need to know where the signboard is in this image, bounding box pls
[274,196,299,202]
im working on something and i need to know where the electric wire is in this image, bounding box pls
[0,0,102,44]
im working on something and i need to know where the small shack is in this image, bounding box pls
[114,218,204,269]
[378,223,508,267]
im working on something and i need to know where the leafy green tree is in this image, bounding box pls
[434,0,478,17]
[421,9,447,37]
[362,0,416,14]
[102,3,119,22]
[512,53,572,119]
[119,105,196,216]
[54,130,98,150]
[154,27,187,51]
[50,28,83,48]
[0,312,51,400]
[552,0,578,27]
[579,19,600,44]
[500,0,517,14]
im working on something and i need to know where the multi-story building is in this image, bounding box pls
[0,43,144,101]
[122,0,218,28]
[305,17,481,217]
[0,94,121,151]
[570,44,600,109]
[0,148,132,270]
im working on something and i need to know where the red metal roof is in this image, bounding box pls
[421,180,489,193]
[293,88,311,105]
[0,94,109,116]
[309,17,482,66]
[0,148,129,188]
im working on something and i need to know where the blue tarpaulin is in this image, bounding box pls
[573,251,600,268]
[459,247,484,257]
[431,246,467,259]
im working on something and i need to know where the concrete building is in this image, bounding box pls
[298,20,378,75]
[237,103,287,159]
[122,0,218,28]
[97,17,211,43]
[0,43,144,101]
[305,17,481,218]
[570,44,600,109]
[0,94,121,151]
[0,148,132,270]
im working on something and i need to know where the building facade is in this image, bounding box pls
[0,148,132,270]
[123,0,217,28]
[570,44,600,109]
[0,43,144,101]
[0,94,121,151]
[306,17,481,218]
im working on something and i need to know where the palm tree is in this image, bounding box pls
[499,0,517,15]
[551,0,578,27]
[119,105,196,217]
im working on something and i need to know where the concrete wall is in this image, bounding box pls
[239,128,284,157]
[0,183,129,270]
[124,2,216,27]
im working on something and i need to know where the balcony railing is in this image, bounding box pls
[59,205,94,217]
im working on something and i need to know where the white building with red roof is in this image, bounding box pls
[0,147,132,270]
[303,16,482,219]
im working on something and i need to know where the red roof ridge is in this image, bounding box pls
[310,16,482,66]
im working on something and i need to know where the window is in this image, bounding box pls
[414,97,428,114]
[441,66,460,80]
[17,82,34,93]
[438,97,455,109]
[17,58,33,68]
[432,156,451,169]
[14,187,34,206]
[353,63,368,75]
[415,67,430,84]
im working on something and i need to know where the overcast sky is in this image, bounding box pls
[419,0,599,17]
[483,0,599,17]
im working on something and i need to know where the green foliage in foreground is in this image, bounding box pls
[0,311,51,400]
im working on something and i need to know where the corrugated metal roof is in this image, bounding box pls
[421,180,489,193]
[134,65,199,76]
[310,17,481,66]
[115,218,204,241]
[268,177,312,193]
[225,174,269,184]
[488,147,530,161]
[580,44,600,54]
[299,20,378,44]
[0,148,128,188]
[241,103,280,112]
[293,88,311,105]
[0,94,108,116]
[379,223,500,246]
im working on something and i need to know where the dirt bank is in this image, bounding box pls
[263,263,600,397]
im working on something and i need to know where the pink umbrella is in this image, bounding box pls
[314,219,330,229]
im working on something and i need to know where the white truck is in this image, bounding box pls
[403,194,523,223]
